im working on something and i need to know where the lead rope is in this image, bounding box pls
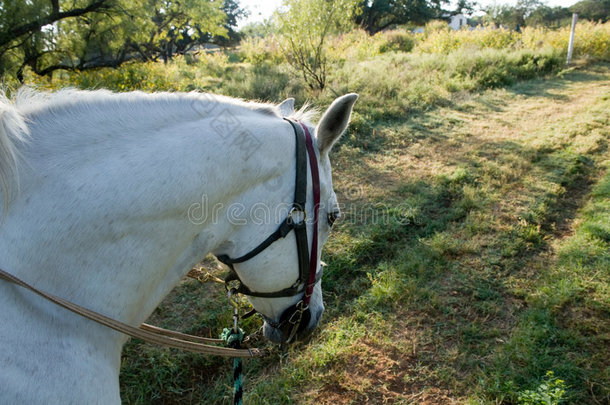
[222,289,246,405]
[189,270,252,404]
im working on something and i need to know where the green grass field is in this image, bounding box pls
[115,64,609,404]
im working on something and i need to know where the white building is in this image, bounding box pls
[449,14,468,30]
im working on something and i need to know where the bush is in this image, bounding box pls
[415,21,609,62]
[24,56,227,92]
[450,48,563,89]
[328,29,415,62]
[425,19,452,34]
[416,25,517,54]
[216,61,306,102]
[375,30,415,53]
[573,20,610,61]
[329,29,382,62]
[239,35,284,65]
[21,21,609,113]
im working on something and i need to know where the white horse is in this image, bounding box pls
[0,88,357,404]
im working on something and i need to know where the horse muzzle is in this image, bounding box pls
[263,300,324,345]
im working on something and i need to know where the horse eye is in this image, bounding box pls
[327,211,340,227]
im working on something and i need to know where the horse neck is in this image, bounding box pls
[1,103,296,331]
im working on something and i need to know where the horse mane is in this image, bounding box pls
[0,89,30,210]
[16,88,282,122]
[0,87,318,210]
[288,102,318,127]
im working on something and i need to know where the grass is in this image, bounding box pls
[13,23,609,404]
[22,22,609,115]
[114,63,610,404]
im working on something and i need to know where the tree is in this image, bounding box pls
[481,3,517,27]
[0,0,112,51]
[570,0,610,22]
[132,0,227,63]
[355,0,446,35]
[194,0,250,47]
[0,0,233,81]
[482,0,567,29]
[482,0,542,29]
[525,6,571,27]
[215,0,250,46]
[453,0,477,16]
[275,0,361,90]
[0,0,115,80]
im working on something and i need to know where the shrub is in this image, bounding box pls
[449,48,563,90]
[275,0,360,90]
[425,19,452,34]
[415,21,609,62]
[520,21,609,62]
[375,30,415,53]
[573,20,610,61]
[416,25,517,54]
[329,29,381,62]
[239,35,284,65]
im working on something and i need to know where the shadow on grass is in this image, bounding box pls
[119,63,609,405]
[508,63,610,99]
[322,114,603,401]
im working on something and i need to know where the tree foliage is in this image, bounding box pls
[570,0,610,23]
[452,0,476,16]
[213,0,250,46]
[526,6,572,28]
[275,0,361,90]
[482,0,544,29]
[356,0,446,34]
[482,0,609,29]
[137,0,227,63]
[0,0,239,81]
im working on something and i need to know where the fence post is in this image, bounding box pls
[566,13,578,65]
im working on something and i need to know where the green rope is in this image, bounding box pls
[222,327,245,405]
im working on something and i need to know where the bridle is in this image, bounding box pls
[216,118,322,345]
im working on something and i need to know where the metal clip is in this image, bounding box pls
[288,206,307,225]
[227,289,240,332]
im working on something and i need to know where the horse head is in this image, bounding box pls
[215,93,358,345]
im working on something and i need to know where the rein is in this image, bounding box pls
[0,267,264,358]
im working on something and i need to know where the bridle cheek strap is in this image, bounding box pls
[301,122,320,307]
[277,122,321,346]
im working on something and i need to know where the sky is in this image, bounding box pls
[238,0,283,27]
[237,0,582,28]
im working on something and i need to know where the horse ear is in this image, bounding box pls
[316,93,358,156]
[277,98,295,117]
